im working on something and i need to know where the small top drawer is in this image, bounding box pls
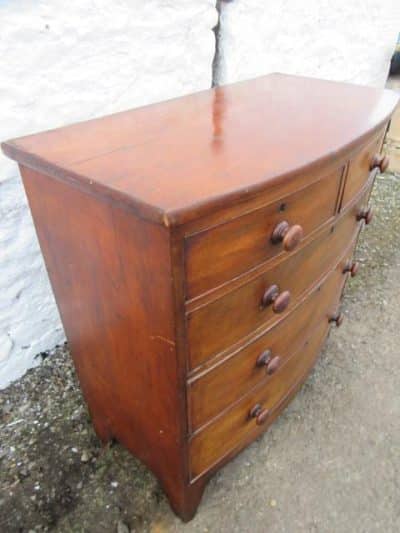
[185,167,344,299]
[341,129,386,208]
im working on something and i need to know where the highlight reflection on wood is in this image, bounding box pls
[2,74,398,521]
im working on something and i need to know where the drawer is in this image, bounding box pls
[185,167,344,299]
[188,251,352,431]
[187,186,370,369]
[189,319,330,479]
[341,129,385,208]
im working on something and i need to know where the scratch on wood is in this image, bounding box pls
[150,335,175,347]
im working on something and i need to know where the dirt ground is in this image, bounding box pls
[1,79,400,533]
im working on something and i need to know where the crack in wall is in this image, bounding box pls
[212,0,226,87]
[212,0,234,87]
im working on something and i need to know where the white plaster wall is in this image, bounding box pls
[216,0,400,87]
[0,0,218,388]
[2,0,400,389]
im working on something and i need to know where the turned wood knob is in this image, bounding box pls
[370,153,390,173]
[266,355,281,375]
[357,206,373,225]
[256,350,281,375]
[249,404,270,425]
[256,349,272,367]
[271,221,303,252]
[343,260,359,277]
[329,312,344,327]
[261,284,291,313]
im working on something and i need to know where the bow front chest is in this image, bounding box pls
[3,74,398,521]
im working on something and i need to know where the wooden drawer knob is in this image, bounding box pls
[249,404,270,425]
[343,260,359,277]
[261,284,291,313]
[256,349,272,367]
[370,153,390,172]
[329,312,344,327]
[256,350,281,375]
[381,155,390,172]
[271,221,304,251]
[357,206,373,225]
[266,355,281,375]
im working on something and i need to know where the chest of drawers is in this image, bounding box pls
[2,74,398,521]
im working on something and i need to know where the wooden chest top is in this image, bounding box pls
[2,74,398,226]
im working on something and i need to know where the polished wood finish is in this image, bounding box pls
[189,320,330,479]
[185,166,343,298]
[16,166,200,519]
[2,74,397,226]
[187,186,372,368]
[187,255,352,431]
[2,74,397,521]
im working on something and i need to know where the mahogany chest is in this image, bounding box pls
[2,74,398,521]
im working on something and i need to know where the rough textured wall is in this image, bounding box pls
[2,0,399,389]
[0,0,217,388]
[216,0,400,87]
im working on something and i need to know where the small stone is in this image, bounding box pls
[150,522,168,533]
[117,520,130,533]
[270,499,277,507]
[80,451,90,463]
[19,467,29,478]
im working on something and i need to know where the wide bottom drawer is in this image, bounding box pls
[189,319,332,480]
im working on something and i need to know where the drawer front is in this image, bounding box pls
[188,252,352,431]
[341,130,385,208]
[187,188,369,369]
[189,319,330,479]
[185,167,344,299]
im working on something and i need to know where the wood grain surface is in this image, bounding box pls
[2,74,397,521]
[185,166,343,298]
[2,74,398,226]
[188,253,352,431]
[187,181,372,368]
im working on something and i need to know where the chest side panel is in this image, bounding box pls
[20,166,186,496]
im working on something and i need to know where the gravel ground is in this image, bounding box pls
[1,85,400,533]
